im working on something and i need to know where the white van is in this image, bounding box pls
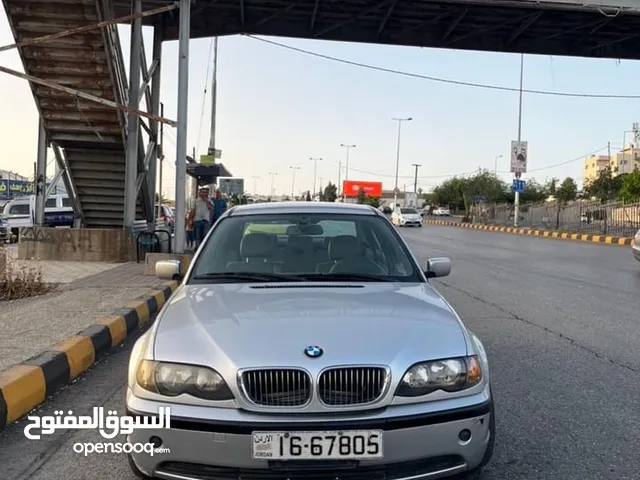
[2,194,74,241]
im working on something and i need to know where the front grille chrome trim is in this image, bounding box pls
[237,367,313,409]
[317,365,391,407]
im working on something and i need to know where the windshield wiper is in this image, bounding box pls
[191,272,304,283]
[300,273,393,282]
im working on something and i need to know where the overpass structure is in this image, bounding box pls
[3,0,640,250]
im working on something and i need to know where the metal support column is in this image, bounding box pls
[148,23,163,225]
[173,0,191,253]
[124,0,143,227]
[35,118,47,226]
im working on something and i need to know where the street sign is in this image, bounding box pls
[218,178,244,196]
[510,140,528,174]
[473,195,486,204]
[393,187,400,195]
[512,179,526,193]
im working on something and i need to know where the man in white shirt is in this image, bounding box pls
[193,187,213,248]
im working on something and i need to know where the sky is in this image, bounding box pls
[2,4,640,199]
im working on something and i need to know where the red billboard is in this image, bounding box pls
[343,180,383,198]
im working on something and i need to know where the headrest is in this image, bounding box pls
[287,235,313,252]
[240,233,274,258]
[328,235,362,260]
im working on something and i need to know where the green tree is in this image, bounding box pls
[356,188,366,204]
[545,177,558,197]
[554,177,578,229]
[619,170,640,202]
[323,182,337,202]
[585,166,624,202]
[305,191,312,201]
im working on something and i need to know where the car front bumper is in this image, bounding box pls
[633,244,640,262]
[126,387,492,480]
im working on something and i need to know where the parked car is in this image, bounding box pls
[126,202,495,480]
[633,228,640,263]
[432,207,451,216]
[391,207,422,227]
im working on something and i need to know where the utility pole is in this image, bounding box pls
[392,117,412,209]
[337,160,342,198]
[411,163,421,193]
[318,176,324,199]
[252,176,260,194]
[514,54,524,228]
[268,172,277,198]
[309,157,322,197]
[340,144,356,186]
[290,166,300,199]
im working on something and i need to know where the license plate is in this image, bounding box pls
[252,430,383,460]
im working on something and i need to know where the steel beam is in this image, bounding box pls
[124,0,143,227]
[148,24,163,225]
[34,118,47,226]
[173,0,191,253]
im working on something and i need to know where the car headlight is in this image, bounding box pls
[395,356,482,397]
[136,360,234,401]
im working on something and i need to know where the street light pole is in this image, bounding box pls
[494,154,503,176]
[392,117,412,209]
[290,166,300,199]
[340,143,356,187]
[514,54,524,228]
[411,163,421,193]
[252,175,260,194]
[310,157,322,197]
[268,172,277,198]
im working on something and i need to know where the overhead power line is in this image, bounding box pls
[246,35,640,100]
[346,145,610,180]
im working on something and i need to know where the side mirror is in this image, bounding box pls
[425,257,451,278]
[156,260,183,281]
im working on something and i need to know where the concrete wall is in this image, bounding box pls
[18,227,134,262]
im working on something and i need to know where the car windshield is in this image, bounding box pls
[400,208,417,214]
[190,212,423,283]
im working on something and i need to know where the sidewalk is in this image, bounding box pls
[0,256,165,372]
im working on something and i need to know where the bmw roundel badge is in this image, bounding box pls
[304,345,324,358]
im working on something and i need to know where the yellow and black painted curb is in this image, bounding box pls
[0,280,179,432]
[422,219,634,247]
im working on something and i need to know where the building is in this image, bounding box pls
[0,170,29,182]
[583,146,640,187]
[583,155,610,187]
[614,145,640,175]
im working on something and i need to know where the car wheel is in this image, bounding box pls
[128,453,153,479]
[461,394,495,479]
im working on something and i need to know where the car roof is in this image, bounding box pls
[227,201,379,217]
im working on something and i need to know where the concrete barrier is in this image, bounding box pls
[18,227,134,262]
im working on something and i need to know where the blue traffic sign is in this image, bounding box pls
[512,179,526,193]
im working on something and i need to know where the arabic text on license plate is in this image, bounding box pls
[251,430,383,460]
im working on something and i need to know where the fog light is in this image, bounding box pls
[458,429,471,442]
[149,436,163,448]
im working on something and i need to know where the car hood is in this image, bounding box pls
[152,283,468,371]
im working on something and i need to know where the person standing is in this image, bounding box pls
[193,188,213,248]
[211,189,227,225]
[185,207,195,249]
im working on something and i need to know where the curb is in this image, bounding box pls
[422,219,634,246]
[0,280,179,432]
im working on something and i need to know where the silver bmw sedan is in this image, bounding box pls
[126,201,495,480]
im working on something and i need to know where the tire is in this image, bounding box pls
[461,394,495,479]
[128,454,153,479]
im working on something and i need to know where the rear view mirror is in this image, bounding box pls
[156,260,182,281]
[425,257,451,278]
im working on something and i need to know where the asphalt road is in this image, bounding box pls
[1,225,639,479]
